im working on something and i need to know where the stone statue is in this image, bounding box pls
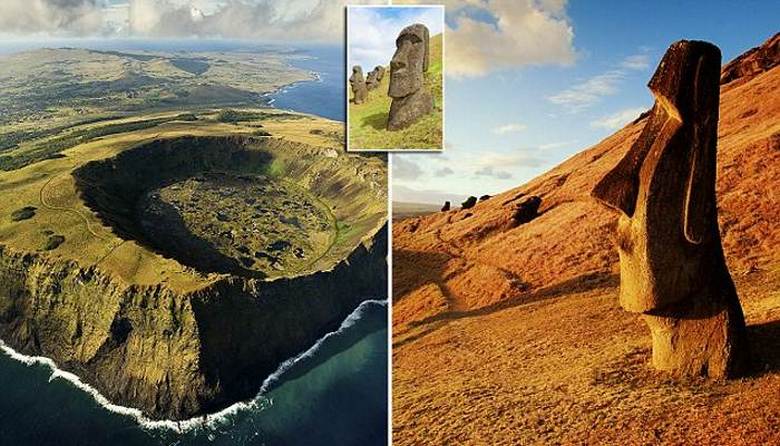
[441,201,450,212]
[349,65,368,104]
[366,66,386,91]
[591,40,749,378]
[387,24,434,131]
[374,65,386,82]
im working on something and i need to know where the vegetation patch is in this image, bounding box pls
[10,206,36,221]
[43,234,65,251]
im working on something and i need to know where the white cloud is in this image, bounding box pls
[396,0,576,78]
[0,0,105,36]
[590,107,646,130]
[620,54,650,70]
[0,0,387,41]
[475,166,513,179]
[393,156,424,180]
[434,167,454,177]
[492,122,527,135]
[348,6,445,71]
[548,51,654,112]
[547,69,625,112]
[538,140,577,150]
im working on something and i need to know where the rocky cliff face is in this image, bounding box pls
[0,225,386,420]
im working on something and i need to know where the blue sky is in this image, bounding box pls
[348,6,444,71]
[392,0,780,204]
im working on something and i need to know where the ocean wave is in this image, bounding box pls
[0,298,387,434]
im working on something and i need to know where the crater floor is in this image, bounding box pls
[138,173,336,279]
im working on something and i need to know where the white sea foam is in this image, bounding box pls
[0,298,386,434]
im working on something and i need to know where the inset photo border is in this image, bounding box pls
[346,4,445,152]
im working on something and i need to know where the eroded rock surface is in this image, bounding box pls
[591,40,749,378]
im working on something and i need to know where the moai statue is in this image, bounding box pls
[387,24,434,131]
[374,65,386,82]
[591,40,749,378]
[366,69,379,91]
[441,201,451,212]
[349,65,368,104]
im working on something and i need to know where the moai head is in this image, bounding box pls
[591,40,722,313]
[389,24,430,99]
[374,65,386,82]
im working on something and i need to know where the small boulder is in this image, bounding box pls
[441,201,451,212]
[461,196,477,210]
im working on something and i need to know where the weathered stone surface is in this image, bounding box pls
[387,24,434,131]
[349,65,368,104]
[461,196,477,210]
[441,201,451,212]
[591,40,749,379]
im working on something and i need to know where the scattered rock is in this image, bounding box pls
[461,196,477,209]
[479,195,491,202]
[509,195,541,227]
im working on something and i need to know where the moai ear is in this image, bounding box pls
[423,26,430,72]
[683,52,720,244]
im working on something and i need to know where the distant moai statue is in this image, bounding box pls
[374,66,386,82]
[349,65,368,104]
[591,40,749,378]
[366,66,386,91]
[366,70,379,91]
[387,24,434,131]
[441,201,451,212]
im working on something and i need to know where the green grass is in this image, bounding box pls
[348,33,443,151]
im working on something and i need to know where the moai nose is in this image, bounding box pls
[391,42,410,70]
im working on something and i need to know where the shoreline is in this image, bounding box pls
[0,298,387,435]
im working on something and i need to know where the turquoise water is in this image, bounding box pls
[0,302,388,446]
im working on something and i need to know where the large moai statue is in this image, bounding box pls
[350,65,368,104]
[387,24,434,131]
[591,40,750,379]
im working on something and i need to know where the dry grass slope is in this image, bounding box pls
[392,33,780,445]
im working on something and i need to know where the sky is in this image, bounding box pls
[391,0,780,204]
[0,1,777,205]
[348,6,444,72]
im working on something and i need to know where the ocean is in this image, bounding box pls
[0,41,387,446]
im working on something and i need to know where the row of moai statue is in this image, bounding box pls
[349,65,385,105]
[350,23,434,131]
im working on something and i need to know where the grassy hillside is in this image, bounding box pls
[348,33,443,151]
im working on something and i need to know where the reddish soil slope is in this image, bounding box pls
[393,33,780,445]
